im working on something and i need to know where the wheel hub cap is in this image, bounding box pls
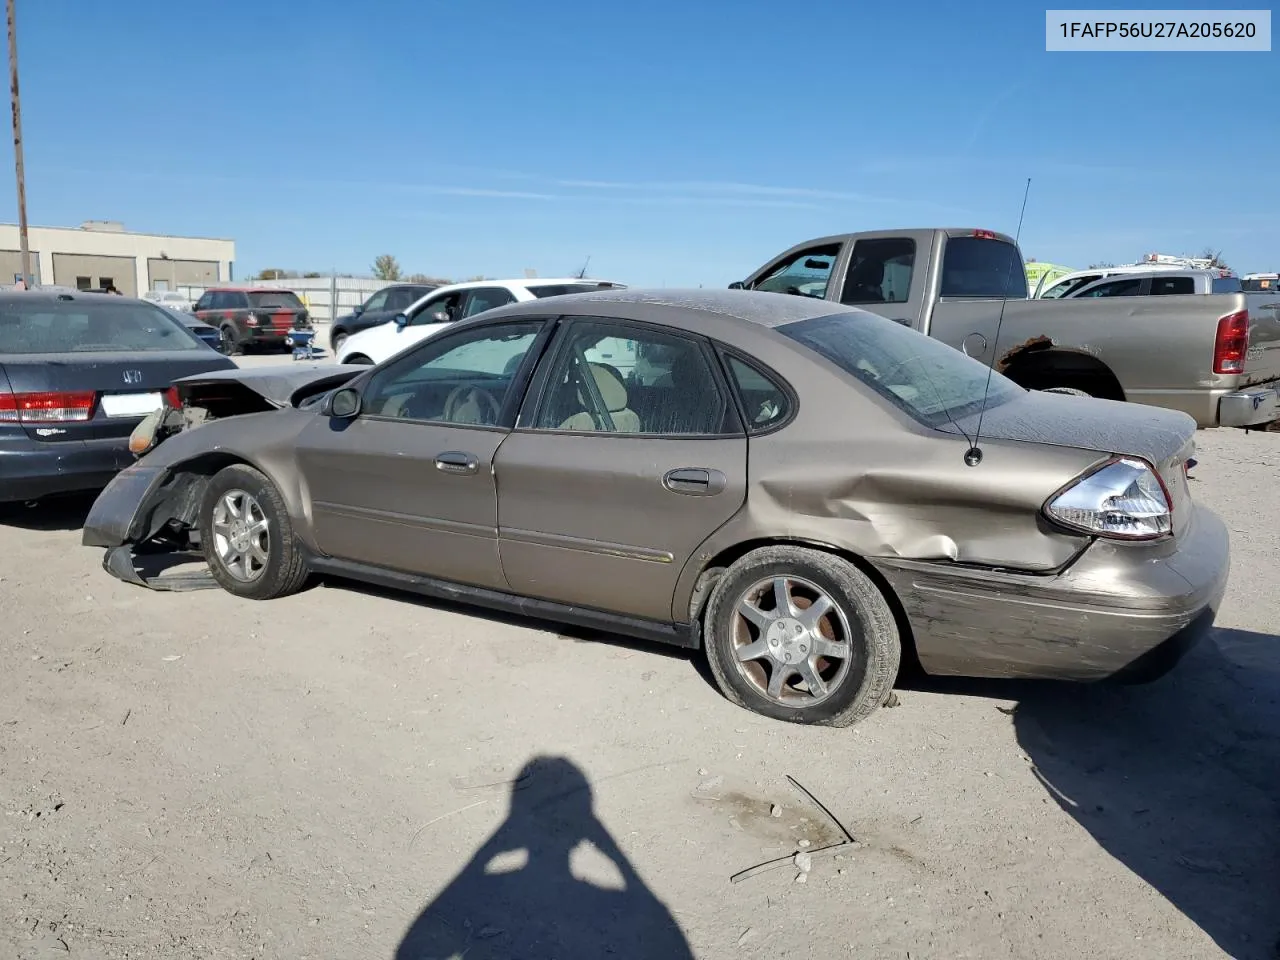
[766,617,811,663]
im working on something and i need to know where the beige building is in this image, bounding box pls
[0,220,235,297]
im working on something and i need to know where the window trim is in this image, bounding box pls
[714,345,799,437]
[517,315,745,440]
[357,317,555,431]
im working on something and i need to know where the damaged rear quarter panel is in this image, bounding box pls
[670,342,1101,621]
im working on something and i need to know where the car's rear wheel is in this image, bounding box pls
[703,546,900,726]
[199,464,309,600]
[219,325,243,356]
[344,353,374,365]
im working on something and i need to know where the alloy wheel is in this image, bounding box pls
[211,488,270,582]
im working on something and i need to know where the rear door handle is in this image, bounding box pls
[663,467,727,496]
[435,450,479,475]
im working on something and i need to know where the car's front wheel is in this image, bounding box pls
[343,353,374,365]
[703,545,900,726]
[199,464,309,600]
[331,330,348,351]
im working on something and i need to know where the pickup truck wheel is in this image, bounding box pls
[1040,386,1093,397]
[219,325,243,356]
[199,464,309,600]
[703,546,900,727]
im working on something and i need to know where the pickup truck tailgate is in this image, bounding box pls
[1243,297,1280,386]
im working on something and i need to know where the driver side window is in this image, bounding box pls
[749,243,840,298]
[362,321,543,426]
[362,289,390,313]
[410,291,465,326]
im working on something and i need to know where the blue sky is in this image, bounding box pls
[6,0,1277,285]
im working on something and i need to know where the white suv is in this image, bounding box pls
[335,278,626,366]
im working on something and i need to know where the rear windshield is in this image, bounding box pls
[529,283,624,299]
[778,310,1023,428]
[1243,277,1278,292]
[0,299,204,354]
[248,291,305,310]
[941,237,1027,298]
[1212,276,1243,293]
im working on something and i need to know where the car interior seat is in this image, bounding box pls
[558,362,640,432]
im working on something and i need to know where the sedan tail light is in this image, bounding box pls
[1044,456,1172,540]
[0,390,97,423]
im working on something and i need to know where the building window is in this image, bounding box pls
[75,276,91,291]
[98,277,114,290]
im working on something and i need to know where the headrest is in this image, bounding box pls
[583,362,627,412]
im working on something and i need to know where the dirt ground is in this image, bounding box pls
[1,371,1277,958]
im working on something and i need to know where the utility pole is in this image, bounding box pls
[7,0,29,287]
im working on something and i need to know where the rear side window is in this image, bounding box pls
[0,301,204,354]
[778,310,1023,428]
[1040,274,1100,299]
[1080,277,1142,297]
[1150,276,1195,296]
[840,238,916,305]
[724,354,792,432]
[940,237,1027,298]
[248,291,304,310]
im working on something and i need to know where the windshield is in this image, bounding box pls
[778,310,1023,428]
[1243,277,1279,292]
[248,291,305,310]
[0,299,204,354]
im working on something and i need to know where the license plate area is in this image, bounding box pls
[101,392,163,418]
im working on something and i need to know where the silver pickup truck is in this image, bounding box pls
[733,228,1280,428]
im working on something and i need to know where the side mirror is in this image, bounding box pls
[326,387,361,419]
[727,281,744,290]
[352,304,364,316]
[393,313,409,330]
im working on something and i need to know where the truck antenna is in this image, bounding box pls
[965,177,1032,468]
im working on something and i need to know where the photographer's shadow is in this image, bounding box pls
[396,755,694,960]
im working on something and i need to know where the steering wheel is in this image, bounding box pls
[442,385,501,424]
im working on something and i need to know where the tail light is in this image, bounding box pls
[1213,310,1250,374]
[1044,456,1172,540]
[164,387,182,409]
[973,229,998,239]
[0,390,97,423]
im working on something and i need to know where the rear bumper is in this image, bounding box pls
[871,505,1230,681]
[1218,385,1280,428]
[0,434,136,503]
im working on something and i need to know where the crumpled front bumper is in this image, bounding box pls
[81,464,168,549]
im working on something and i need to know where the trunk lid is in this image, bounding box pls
[0,352,236,442]
[939,390,1198,536]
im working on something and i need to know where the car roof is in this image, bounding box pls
[475,288,846,330]
[424,277,627,296]
[202,286,299,293]
[0,290,146,305]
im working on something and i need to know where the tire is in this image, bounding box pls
[219,325,243,356]
[331,331,348,352]
[344,353,373,366]
[703,545,900,727]
[1039,386,1092,397]
[198,464,309,600]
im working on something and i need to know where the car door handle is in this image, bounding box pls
[663,467,727,496]
[435,451,479,475]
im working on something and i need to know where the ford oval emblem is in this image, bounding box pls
[122,369,143,385]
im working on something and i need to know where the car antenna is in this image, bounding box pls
[964,177,1032,468]
[576,255,591,279]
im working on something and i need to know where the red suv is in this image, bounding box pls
[192,287,312,355]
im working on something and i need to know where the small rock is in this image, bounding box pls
[698,768,708,776]
[794,852,812,873]
[797,839,811,848]
[770,804,782,818]
[794,872,808,884]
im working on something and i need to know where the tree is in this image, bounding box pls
[303,271,323,278]
[1199,247,1230,270]
[372,254,403,281]
[1087,261,1116,269]
[256,268,287,280]
[408,273,451,285]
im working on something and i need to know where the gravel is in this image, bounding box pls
[0,426,1276,959]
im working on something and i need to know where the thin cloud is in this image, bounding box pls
[555,178,895,203]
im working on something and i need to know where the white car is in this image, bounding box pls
[142,290,194,312]
[335,278,627,366]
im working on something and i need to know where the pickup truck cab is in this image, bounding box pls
[735,228,1280,428]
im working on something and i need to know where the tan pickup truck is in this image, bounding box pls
[733,228,1280,428]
